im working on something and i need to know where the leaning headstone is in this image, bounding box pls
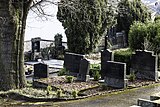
[64,52,84,76]
[131,50,158,81]
[77,58,90,82]
[104,61,127,88]
[34,63,49,78]
[101,49,113,79]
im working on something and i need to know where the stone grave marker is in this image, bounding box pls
[101,49,113,79]
[34,63,49,78]
[104,61,127,88]
[64,52,84,76]
[131,50,158,81]
[77,58,90,82]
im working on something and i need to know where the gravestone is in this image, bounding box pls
[116,31,127,48]
[31,37,41,53]
[104,61,127,88]
[77,58,90,82]
[131,50,158,81]
[101,49,113,79]
[138,98,159,107]
[31,37,41,60]
[34,63,49,78]
[64,52,84,76]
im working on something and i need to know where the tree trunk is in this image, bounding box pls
[0,0,32,90]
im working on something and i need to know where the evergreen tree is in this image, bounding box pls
[57,0,116,54]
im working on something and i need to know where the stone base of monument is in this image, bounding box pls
[77,74,90,82]
[104,77,128,88]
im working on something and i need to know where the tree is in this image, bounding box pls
[117,0,151,45]
[0,0,57,91]
[57,0,117,54]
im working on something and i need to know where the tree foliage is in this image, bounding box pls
[117,0,151,44]
[129,21,160,53]
[57,0,116,54]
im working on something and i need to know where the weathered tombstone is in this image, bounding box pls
[77,58,90,81]
[131,50,158,81]
[64,52,84,76]
[34,63,49,78]
[101,49,113,79]
[104,61,127,88]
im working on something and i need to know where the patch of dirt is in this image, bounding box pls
[37,76,99,92]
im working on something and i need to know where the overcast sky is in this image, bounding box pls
[25,4,66,42]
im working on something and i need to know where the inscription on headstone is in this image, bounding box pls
[34,63,49,78]
[131,50,158,81]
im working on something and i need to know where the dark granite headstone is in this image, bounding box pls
[104,61,127,88]
[31,37,41,53]
[34,63,49,78]
[131,50,158,81]
[64,52,84,76]
[101,49,113,79]
[77,58,90,81]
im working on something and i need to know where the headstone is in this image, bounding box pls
[31,37,41,60]
[64,52,84,76]
[131,50,158,81]
[116,31,127,48]
[101,49,113,79]
[34,63,49,78]
[31,37,41,53]
[138,98,159,107]
[77,58,90,81]
[104,61,127,88]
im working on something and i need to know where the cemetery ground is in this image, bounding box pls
[1,49,160,106]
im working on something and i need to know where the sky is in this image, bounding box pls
[25,4,66,42]
[25,0,160,42]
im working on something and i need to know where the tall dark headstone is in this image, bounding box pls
[64,52,84,76]
[131,50,158,81]
[31,37,41,60]
[101,49,113,79]
[34,63,49,78]
[77,58,90,81]
[104,61,127,88]
[31,37,41,53]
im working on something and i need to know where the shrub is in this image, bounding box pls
[89,64,101,77]
[66,76,74,83]
[58,68,69,76]
[93,71,100,81]
[114,49,132,75]
[128,21,147,50]
[56,89,62,98]
[72,90,78,98]
[46,85,52,96]
[101,84,109,90]
[129,72,136,82]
